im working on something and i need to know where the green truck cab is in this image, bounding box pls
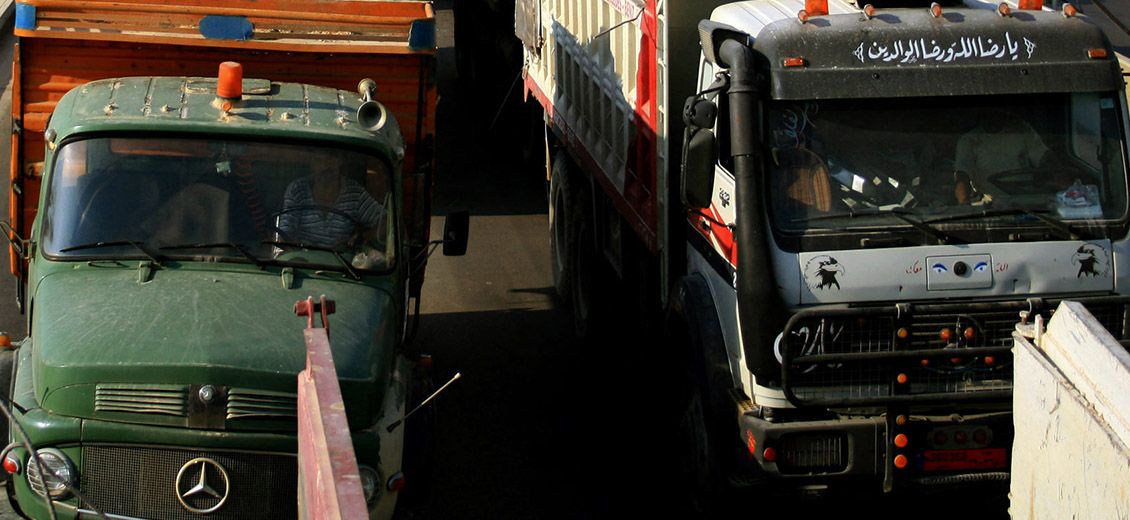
[2,69,450,519]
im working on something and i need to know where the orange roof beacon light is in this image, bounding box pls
[1063,3,1078,17]
[217,61,244,101]
[806,0,829,16]
[1018,0,1042,10]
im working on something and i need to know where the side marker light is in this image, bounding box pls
[894,434,909,448]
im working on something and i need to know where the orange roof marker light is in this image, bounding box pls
[997,2,1012,17]
[1063,3,1078,17]
[930,2,943,18]
[217,61,243,101]
[863,4,877,19]
[1018,0,1042,10]
[1089,48,1110,59]
[783,57,806,67]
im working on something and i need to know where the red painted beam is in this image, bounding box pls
[296,302,368,519]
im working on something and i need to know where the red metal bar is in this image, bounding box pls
[295,299,367,520]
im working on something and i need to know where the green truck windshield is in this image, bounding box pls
[767,92,1130,239]
[41,137,397,273]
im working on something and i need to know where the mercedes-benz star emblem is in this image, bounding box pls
[175,457,231,514]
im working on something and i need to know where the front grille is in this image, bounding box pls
[80,445,297,520]
[95,384,188,417]
[776,432,847,474]
[783,300,1128,406]
[226,388,297,421]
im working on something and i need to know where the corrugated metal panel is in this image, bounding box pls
[526,0,656,248]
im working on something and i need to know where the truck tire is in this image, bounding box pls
[571,212,596,340]
[667,275,735,515]
[393,366,436,519]
[569,181,610,341]
[549,150,573,303]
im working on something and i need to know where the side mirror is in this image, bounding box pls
[442,210,469,256]
[681,128,718,210]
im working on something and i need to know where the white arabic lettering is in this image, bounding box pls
[853,32,1034,64]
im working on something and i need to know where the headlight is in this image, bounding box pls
[358,464,380,504]
[26,448,76,499]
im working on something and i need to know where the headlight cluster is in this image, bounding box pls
[26,448,77,499]
[358,464,380,504]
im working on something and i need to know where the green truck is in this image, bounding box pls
[1,1,456,518]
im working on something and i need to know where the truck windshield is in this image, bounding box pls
[41,137,397,273]
[766,92,1129,245]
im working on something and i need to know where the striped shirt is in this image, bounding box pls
[279,176,384,248]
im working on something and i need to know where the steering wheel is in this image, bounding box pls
[987,164,1095,195]
[270,205,365,248]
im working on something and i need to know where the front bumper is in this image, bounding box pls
[6,409,385,520]
[739,410,1013,492]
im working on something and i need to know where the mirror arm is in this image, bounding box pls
[0,221,29,258]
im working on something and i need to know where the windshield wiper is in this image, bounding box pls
[926,208,1079,240]
[795,207,960,245]
[261,240,360,280]
[59,240,164,265]
[159,242,268,269]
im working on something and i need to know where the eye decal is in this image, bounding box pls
[974,261,989,272]
[932,263,948,273]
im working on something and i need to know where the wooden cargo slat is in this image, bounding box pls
[17,0,434,53]
[23,0,429,20]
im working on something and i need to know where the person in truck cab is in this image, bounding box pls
[952,113,1060,205]
[277,158,387,251]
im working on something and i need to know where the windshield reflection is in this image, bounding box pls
[42,137,397,273]
[768,93,1129,238]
